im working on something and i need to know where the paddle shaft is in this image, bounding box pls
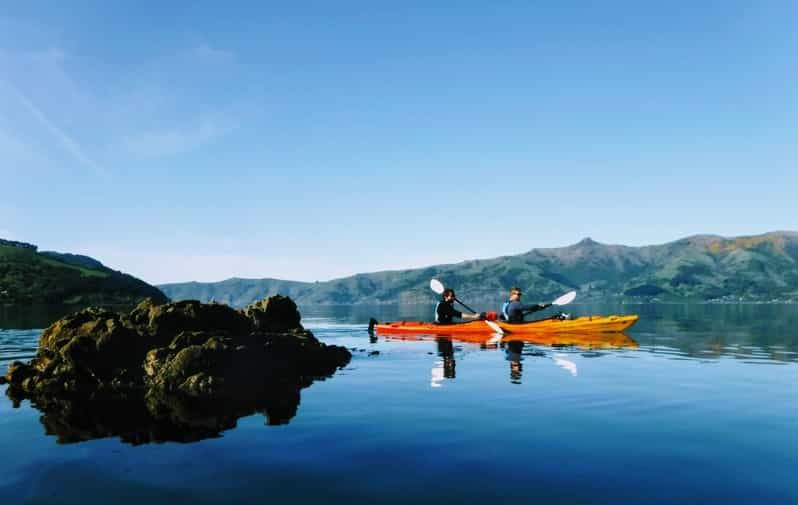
[455,298,478,314]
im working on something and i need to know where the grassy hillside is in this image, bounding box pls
[159,231,798,307]
[0,241,168,305]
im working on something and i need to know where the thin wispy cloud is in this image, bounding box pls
[10,85,107,176]
[1,47,107,176]
[2,43,237,172]
[121,118,230,157]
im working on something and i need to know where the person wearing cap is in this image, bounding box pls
[435,288,481,324]
[500,287,551,323]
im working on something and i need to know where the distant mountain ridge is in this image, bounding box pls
[0,239,168,305]
[159,231,798,307]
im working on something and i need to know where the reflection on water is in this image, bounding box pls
[5,383,307,445]
[506,340,524,383]
[0,329,38,368]
[3,344,339,445]
[430,338,458,387]
[1,303,798,504]
[406,332,635,387]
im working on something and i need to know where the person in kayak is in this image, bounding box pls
[435,288,481,324]
[500,287,551,323]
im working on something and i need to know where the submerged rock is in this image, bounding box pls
[3,296,351,443]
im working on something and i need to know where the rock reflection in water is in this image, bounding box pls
[6,379,318,445]
[2,295,352,444]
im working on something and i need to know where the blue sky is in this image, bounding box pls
[2,1,796,284]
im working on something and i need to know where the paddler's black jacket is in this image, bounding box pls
[435,301,462,324]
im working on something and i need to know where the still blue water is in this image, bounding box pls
[1,303,797,504]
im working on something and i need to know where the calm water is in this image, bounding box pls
[1,303,797,504]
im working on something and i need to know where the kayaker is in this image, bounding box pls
[500,287,551,323]
[435,288,481,324]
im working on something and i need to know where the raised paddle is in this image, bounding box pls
[551,290,577,307]
[429,279,479,313]
[429,279,502,334]
[518,290,578,315]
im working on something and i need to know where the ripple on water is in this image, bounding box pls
[0,329,40,371]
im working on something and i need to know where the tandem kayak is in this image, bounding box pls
[372,314,639,335]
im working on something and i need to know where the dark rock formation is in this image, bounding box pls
[3,296,351,444]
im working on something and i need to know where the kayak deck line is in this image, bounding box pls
[372,314,639,335]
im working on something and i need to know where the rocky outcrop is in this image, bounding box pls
[2,296,351,444]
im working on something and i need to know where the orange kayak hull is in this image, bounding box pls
[374,315,639,335]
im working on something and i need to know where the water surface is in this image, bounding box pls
[2,303,797,504]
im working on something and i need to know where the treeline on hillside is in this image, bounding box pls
[0,243,167,305]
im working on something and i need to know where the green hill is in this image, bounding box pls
[0,239,168,305]
[159,231,798,307]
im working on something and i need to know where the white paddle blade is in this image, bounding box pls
[486,323,503,344]
[430,279,445,294]
[553,291,577,306]
[485,320,504,335]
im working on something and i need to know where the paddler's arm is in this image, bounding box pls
[440,304,480,320]
[522,303,552,314]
